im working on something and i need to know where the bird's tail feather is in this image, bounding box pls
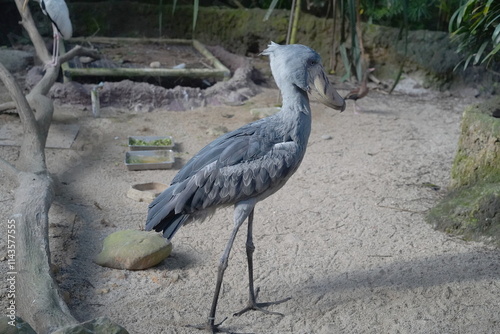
[146,186,189,240]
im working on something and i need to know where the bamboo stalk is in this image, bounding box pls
[69,36,194,45]
[192,40,230,79]
[63,67,229,79]
[330,0,338,71]
[290,0,302,44]
[286,0,296,44]
[64,37,230,81]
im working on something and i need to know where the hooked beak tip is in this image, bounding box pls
[311,71,346,112]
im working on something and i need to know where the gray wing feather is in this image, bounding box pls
[146,118,302,237]
[172,119,268,184]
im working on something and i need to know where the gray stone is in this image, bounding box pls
[0,49,34,73]
[95,230,172,270]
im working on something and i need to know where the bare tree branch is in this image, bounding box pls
[1,2,127,333]
[14,0,51,64]
[0,45,99,115]
[0,63,37,135]
[0,61,47,172]
[28,65,60,98]
[14,172,78,333]
[0,100,16,113]
[59,45,102,64]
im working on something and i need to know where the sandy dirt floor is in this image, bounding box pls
[1,72,500,334]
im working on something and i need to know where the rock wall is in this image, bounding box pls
[68,2,498,93]
[427,97,500,245]
[451,98,500,188]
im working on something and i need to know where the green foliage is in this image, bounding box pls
[449,0,500,70]
[388,0,409,94]
[167,0,199,34]
[353,0,462,31]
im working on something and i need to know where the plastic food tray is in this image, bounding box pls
[125,150,175,170]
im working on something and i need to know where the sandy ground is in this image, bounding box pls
[1,78,500,334]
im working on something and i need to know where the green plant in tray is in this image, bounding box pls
[129,138,173,147]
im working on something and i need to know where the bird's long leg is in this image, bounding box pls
[353,101,360,114]
[188,202,255,333]
[234,209,291,317]
[50,24,59,67]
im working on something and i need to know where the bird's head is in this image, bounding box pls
[261,42,346,112]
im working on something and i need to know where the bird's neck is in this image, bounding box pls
[280,83,311,112]
[278,86,312,146]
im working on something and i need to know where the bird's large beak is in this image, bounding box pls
[309,67,346,112]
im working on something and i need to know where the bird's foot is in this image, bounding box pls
[43,60,58,70]
[354,104,365,114]
[233,287,291,317]
[187,317,229,333]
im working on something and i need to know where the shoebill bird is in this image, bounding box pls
[345,67,375,113]
[23,0,73,66]
[146,42,346,333]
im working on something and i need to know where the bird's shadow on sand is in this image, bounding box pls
[355,108,397,116]
[297,249,500,304]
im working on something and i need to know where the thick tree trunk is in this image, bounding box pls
[13,172,78,333]
[0,57,79,334]
[0,3,125,332]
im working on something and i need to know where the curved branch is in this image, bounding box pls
[28,65,60,98]
[30,47,101,98]
[59,45,102,64]
[0,63,38,137]
[14,0,51,63]
[0,101,16,113]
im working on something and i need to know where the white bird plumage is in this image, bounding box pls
[24,0,72,66]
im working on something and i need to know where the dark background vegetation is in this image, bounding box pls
[0,0,498,72]
[0,0,465,41]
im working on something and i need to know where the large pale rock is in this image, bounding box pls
[95,230,172,270]
[52,317,129,334]
[0,49,33,73]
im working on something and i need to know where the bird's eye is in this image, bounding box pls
[309,59,318,66]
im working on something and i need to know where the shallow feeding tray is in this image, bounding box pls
[127,182,168,202]
[125,150,175,171]
[128,135,174,151]
[62,37,230,84]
